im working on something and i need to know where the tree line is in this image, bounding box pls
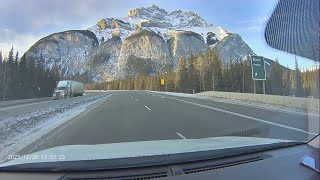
[86,48,319,98]
[1,46,317,100]
[0,47,60,101]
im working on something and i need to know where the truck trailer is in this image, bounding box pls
[52,80,84,99]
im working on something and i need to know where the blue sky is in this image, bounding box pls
[0,0,317,69]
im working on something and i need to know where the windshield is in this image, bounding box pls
[0,0,319,170]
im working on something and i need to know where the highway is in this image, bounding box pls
[14,90,318,156]
[0,92,101,120]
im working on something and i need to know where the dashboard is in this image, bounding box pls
[0,137,319,180]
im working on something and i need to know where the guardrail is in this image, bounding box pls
[197,91,320,111]
[0,97,52,108]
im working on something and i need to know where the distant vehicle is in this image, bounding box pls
[52,80,84,99]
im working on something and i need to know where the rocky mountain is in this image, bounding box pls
[24,5,260,82]
[24,30,98,77]
[212,33,254,62]
[85,36,121,81]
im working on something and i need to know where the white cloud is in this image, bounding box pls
[237,17,267,24]
[0,0,144,56]
[0,32,40,56]
[237,16,268,32]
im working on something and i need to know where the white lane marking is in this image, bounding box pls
[195,96,320,117]
[135,99,139,101]
[144,105,151,111]
[161,96,165,98]
[28,94,112,153]
[176,132,187,139]
[149,91,319,117]
[160,95,318,136]
[0,100,52,111]
[28,119,73,153]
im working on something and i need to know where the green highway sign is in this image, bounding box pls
[251,55,266,80]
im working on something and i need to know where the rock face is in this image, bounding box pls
[24,5,261,82]
[118,30,173,78]
[24,30,98,77]
[168,31,206,65]
[85,36,122,81]
[212,33,254,62]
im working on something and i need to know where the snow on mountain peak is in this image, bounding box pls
[88,5,230,45]
[127,5,210,28]
[25,5,255,82]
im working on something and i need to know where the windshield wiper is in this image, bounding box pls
[0,141,303,172]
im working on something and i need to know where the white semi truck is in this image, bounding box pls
[52,80,84,99]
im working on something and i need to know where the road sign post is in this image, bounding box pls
[160,79,166,91]
[251,56,266,94]
[160,79,165,85]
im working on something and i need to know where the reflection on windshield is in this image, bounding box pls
[0,0,318,169]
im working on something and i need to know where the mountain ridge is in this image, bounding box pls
[23,5,268,82]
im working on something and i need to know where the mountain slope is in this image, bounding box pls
[85,36,122,81]
[24,30,98,77]
[24,5,264,82]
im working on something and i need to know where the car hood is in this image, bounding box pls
[0,136,296,171]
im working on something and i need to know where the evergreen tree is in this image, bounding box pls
[50,63,60,87]
[26,57,36,97]
[187,54,199,93]
[269,59,283,95]
[239,58,251,93]
[176,58,188,93]
[14,51,19,64]
[243,56,254,93]
[294,57,302,96]
[195,52,205,92]
[212,52,223,91]
[8,46,14,63]
[282,66,292,96]
[35,54,45,97]
[43,69,53,96]
[3,47,15,100]
[12,51,20,99]
[17,55,32,98]
[225,58,235,92]
[203,48,213,91]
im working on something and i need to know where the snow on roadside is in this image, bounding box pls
[149,91,195,98]
[0,94,111,162]
[195,95,319,116]
[149,91,319,116]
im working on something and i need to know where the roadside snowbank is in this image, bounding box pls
[0,94,111,162]
[149,91,319,117]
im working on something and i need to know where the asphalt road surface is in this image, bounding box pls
[17,90,319,155]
